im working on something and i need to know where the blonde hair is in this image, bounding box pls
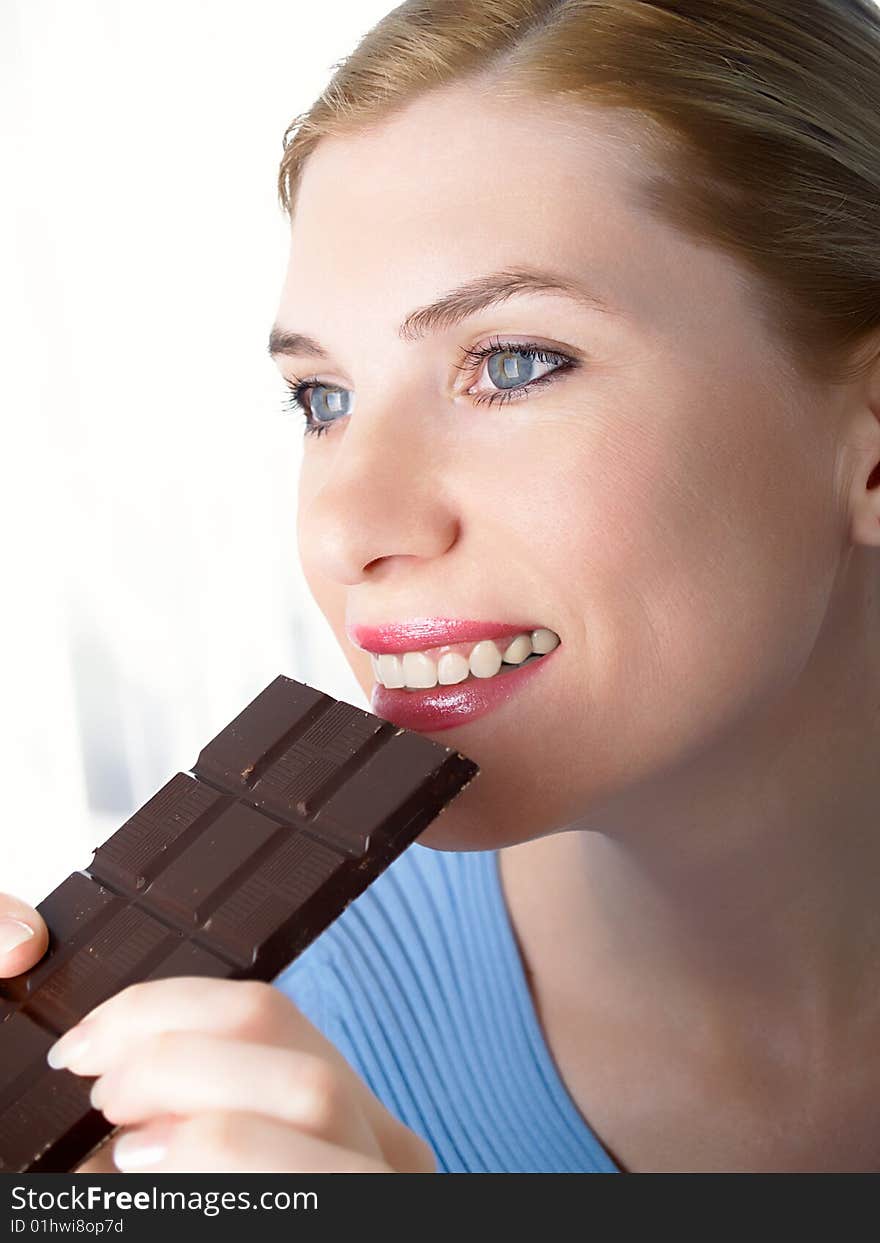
[277,0,880,388]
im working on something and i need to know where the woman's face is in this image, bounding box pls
[271,84,848,851]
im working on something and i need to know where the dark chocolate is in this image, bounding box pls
[0,675,478,1172]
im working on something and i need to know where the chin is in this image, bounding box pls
[412,793,540,854]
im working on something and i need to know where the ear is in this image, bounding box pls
[845,342,880,550]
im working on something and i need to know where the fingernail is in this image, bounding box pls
[89,1077,107,1110]
[113,1130,169,1170]
[0,918,36,955]
[47,1022,94,1071]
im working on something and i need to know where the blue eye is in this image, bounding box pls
[280,337,576,439]
[457,339,574,408]
[281,381,352,438]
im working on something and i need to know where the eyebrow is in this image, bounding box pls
[267,265,617,360]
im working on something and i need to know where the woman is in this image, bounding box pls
[5,0,880,1172]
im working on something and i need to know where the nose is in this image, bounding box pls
[297,397,460,585]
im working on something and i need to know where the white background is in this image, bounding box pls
[1,1,394,903]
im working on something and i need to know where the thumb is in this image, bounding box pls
[0,893,48,978]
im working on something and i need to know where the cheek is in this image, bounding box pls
[545,381,837,791]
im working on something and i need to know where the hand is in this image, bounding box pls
[45,976,437,1174]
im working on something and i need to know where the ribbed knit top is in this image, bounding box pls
[272,842,620,1173]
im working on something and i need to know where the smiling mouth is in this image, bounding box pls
[393,650,549,692]
[367,627,561,691]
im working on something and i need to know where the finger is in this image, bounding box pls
[87,1030,383,1160]
[51,977,346,1072]
[0,893,48,977]
[112,1110,393,1174]
[75,1116,186,1174]
[48,976,410,1166]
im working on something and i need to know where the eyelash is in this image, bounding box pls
[280,336,577,439]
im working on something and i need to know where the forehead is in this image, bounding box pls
[278,83,764,356]
[286,86,657,285]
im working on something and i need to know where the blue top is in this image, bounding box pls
[272,842,621,1173]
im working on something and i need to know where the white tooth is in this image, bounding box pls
[437,652,470,685]
[370,654,381,680]
[377,653,406,688]
[501,633,532,664]
[402,651,438,688]
[469,639,503,679]
[530,628,560,655]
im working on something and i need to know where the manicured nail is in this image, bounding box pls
[113,1129,169,1170]
[47,1022,94,1071]
[0,918,36,955]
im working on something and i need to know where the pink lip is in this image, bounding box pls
[347,618,542,655]
[370,641,560,732]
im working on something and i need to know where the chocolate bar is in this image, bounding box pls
[0,674,478,1173]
